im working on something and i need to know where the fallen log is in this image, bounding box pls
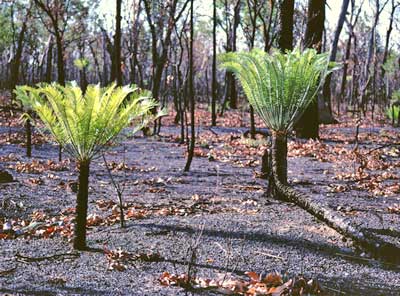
[271,155,400,264]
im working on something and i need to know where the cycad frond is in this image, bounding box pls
[15,83,158,161]
[219,48,338,132]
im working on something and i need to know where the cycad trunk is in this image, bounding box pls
[73,159,90,250]
[271,132,287,185]
[25,118,32,158]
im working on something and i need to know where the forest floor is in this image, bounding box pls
[1,97,400,295]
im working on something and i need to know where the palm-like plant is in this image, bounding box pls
[220,49,400,262]
[220,48,336,185]
[15,82,157,250]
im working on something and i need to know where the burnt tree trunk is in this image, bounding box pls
[211,0,217,126]
[338,32,352,114]
[321,0,349,123]
[89,42,101,84]
[381,0,398,103]
[295,0,325,139]
[277,0,294,51]
[73,159,90,250]
[184,0,195,172]
[55,32,65,86]
[45,37,53,83]
[10,10,29,101]
[228,0,241,109]
[113,0,123,86]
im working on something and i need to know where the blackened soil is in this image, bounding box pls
[0,122,400,296]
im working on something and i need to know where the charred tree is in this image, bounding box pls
[295,0,325,139]
[277,0,294,51]
[112,0,123,86]
[143,0,190,134]
[184,0,195,172]
[211,0,217,126]
[360,0,388,114]
[381,0,399,102]
[9,5,31,102]
[321,0,349,123]
[45,36,54,83]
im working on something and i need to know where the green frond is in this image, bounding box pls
[15,83,158,162]
[219,47,338,133]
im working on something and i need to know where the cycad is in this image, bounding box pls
[220,48,336,184]
[15,82,157,250]
[219,49,400,262]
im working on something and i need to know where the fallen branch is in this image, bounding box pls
[15,252,80,263]
[255,251,285,261]
[271,165,400,263]
[365,228,400,238]
[0,266,17,276]
[365,142,400,155]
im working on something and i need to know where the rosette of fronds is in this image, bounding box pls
[219,48,338,133]
[74,58,89,70]
[15,82,158,161]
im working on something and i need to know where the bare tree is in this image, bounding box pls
[9,2,32,101]
[111,0,122,86]
[34,0,69,86]
[360,0,389,114]
[143,0,190,134]
[184,0,195,172]
[321,0,350,123]
[211,0,217,126]
[381,0,400,101]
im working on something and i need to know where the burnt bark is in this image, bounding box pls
[143,0,189,134]
[73,159,90,250]
[45,37,53,83]
[295,0,325,139]
[10,21,28,97]
[321,0,349,123]
[360,0,388,113]
[112,0,123,86]
[211,0,217,126]
[55,33,65,86]
[184,0,195,172]
[381,0,399,102]
[228,0,241,110]
[277,0,294,51]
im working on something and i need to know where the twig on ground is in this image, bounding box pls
[0,266,17,276]
[103,151,126,228]
[334,252,373,263]
[185,224,205,285]
[206,127,219,136]
[15,252,80,263]
[214,242,228,254]
[254,250,285,261]
[365,142,400,155]
[324,286,346,295]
